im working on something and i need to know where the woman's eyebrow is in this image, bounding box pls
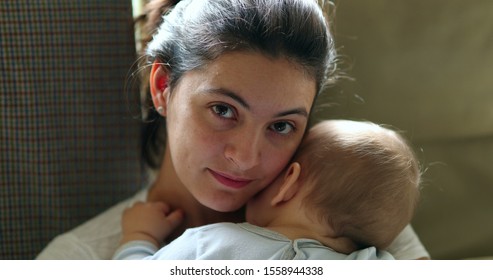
[203,87,308,118]
[274,108,308,118]
[203,88,250,109]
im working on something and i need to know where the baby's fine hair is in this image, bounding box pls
[139,0,338,168]
[294,120,421,249]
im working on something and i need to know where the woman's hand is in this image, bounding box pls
[119,201,184,247]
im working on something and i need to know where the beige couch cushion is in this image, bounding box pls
[313,0,493,259]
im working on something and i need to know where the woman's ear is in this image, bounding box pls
[270,162,302,206]
[150,61,170,116]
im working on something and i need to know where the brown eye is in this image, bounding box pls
[270,121,295,135]
[211,104,235,119]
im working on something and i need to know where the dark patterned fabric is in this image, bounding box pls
[0,1,144,259]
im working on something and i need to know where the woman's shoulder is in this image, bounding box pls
[36,189,149,260]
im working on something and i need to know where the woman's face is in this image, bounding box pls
[164,52,316,212]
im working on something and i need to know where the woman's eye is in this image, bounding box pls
[270,122,295,135]
[211,104,235,119]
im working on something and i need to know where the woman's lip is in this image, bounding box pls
[208,169,253,189]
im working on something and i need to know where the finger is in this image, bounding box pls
[162,209,185,235]
[132,201,144,207]
[125,201,143,211]
[152,201,170,214]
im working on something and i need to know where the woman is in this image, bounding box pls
[36,0,428,259]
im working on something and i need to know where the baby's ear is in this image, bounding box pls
[271,162,301,206]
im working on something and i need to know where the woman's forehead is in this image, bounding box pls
[189,52,317,111]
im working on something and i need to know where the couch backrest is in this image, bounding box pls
[313,0,493,259]
[0,1,144,259]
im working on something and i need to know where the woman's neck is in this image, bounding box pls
[147,148,244,241]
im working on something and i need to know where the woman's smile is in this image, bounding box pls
[164,52,315,211]
[207,168,253,189]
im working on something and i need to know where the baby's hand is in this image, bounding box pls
[120,201,184,247]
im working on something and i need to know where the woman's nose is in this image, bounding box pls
[224,129,262,171]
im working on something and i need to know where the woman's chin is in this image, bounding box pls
[201,196,246,213]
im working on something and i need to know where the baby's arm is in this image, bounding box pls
[119,201,184,248]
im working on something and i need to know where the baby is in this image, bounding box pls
[113,120,421,260]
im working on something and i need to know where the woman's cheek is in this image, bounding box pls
[265,148,294,182]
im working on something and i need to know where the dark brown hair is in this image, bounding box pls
[138,0,338,168]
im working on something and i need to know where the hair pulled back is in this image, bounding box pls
[139,0,337,168]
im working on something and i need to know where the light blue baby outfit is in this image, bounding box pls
[113,222,394,260]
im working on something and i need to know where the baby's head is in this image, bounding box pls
[294,120,421,249]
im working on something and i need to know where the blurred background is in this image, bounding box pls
[1,0,492,259]
[312,0,493,259]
